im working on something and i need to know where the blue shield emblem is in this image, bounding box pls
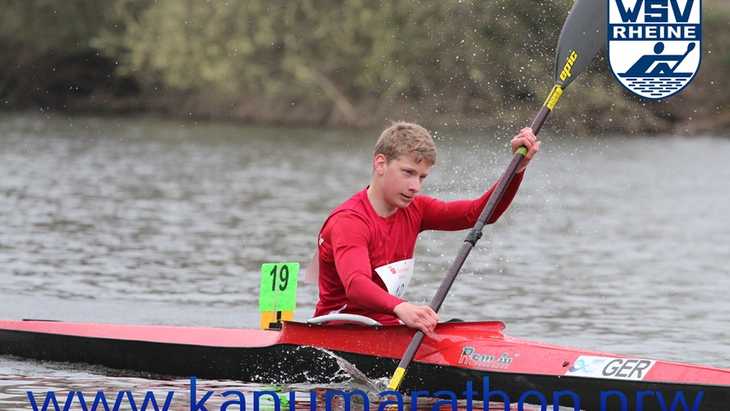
[608,0,701,99]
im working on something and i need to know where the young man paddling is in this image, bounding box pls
[313,122,539,334]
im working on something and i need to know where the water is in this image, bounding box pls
[0,113,729,409]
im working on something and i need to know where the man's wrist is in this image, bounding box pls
[389,299,407,314]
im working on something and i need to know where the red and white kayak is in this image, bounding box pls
[1,319,728,410]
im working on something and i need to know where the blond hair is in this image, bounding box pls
[373,122,437,165]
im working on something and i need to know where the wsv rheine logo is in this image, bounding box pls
[608,0,701,99]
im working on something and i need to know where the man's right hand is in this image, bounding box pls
[393,302,438,334]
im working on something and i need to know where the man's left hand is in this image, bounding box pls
[510,127,540,173]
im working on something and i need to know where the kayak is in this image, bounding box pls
[1,318,729,410]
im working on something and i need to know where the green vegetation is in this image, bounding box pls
[1,0,728,134]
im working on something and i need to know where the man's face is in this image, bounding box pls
[375,154,432,209]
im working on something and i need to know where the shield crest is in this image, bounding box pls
[608,0,701,99]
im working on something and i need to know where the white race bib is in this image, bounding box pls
[303,236,325,284]
[374,258,415,298]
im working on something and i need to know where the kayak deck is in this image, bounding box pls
[0,320,280,348]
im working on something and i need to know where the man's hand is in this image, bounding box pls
[510,127,540,173]
[393,302,438,334]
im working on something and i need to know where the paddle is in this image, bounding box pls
[386,0,606,392]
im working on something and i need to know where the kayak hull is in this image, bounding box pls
[1,320,728,410]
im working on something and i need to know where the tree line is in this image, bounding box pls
[1,0,728,134]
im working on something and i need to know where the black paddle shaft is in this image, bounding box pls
[393,108,550,372]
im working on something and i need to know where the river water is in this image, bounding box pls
[0,113,728,410]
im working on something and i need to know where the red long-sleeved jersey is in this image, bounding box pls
[313,173,523,325]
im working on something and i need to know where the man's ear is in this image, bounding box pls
[373,153,388,175]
